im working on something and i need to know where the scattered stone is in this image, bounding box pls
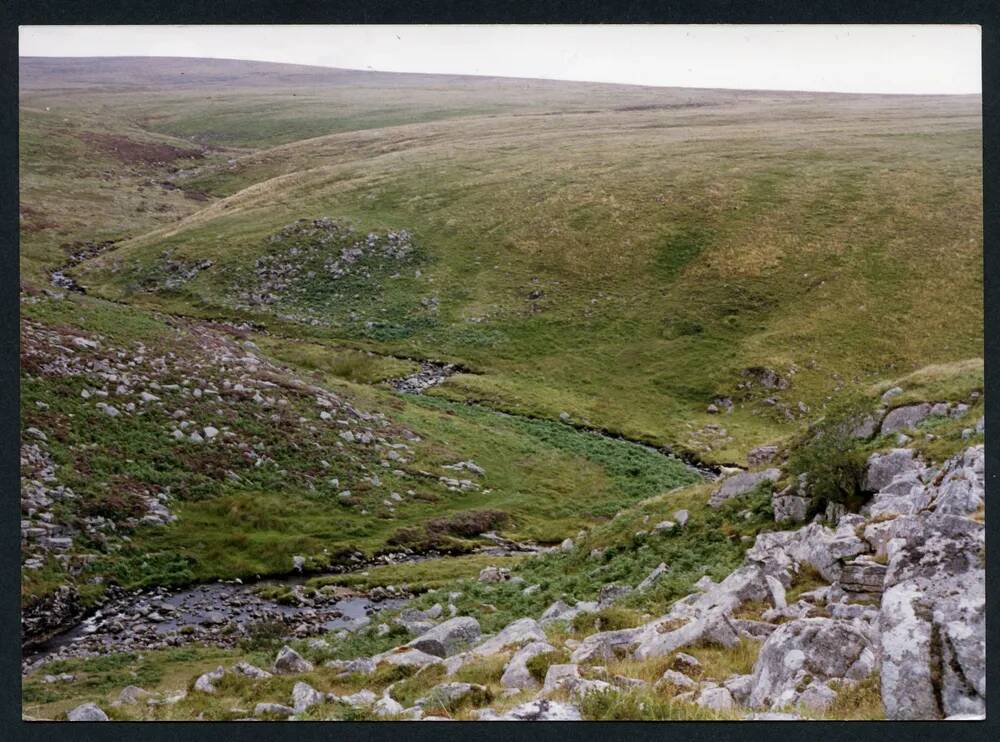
[478,566,510,582]
[473,618,547,656]
[672,652,702,673]
[541,664,581,695]
[571,627,644,663]
[881,386,904,402]
[67,702,109,721]
[597,583,633,606]
[116,685,151,705]
[408,616,482,657]
[254,703,295,718]
[193,666,225,693]
[697,686,735,711]
[291,681,325,713]
[880,403,932,434]
[493,698,582,721]
[233,661,272,680]
[637,562,669,591]
[419,682,487,710]
[747,445,779,466]
[500,641,555,690]
[336,689,377,708]
[273,645,314,674]
[655,669,697,692]
[375,647,443,669]
[709,468,780,508]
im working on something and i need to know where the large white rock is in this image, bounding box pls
[374,646,443,668]
[541,664,581,695]
[373,695,405,717]
[407,616,481,657]
[633,610,740,660]
[879,514,985,720]
[471,618,547,656]
[336,689,377,708]
[880,404,933,435]
[116,685,151,705]
[539,599,598,625]
[748,618,875,710]
[745,521,868,582]
[273,645,314,674]
[570,626,645,663]
[723,674,754,705]
[493,698,583,721]
[291,681,325,713]
[927,445,984,516]
[709,468,780,508]
[67,702,109,721]
[655,669,697,692]
[193,666,225,693]
[233,661,272,679]
[697,686,735,712]
[863,448,925,492]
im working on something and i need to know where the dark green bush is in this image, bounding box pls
[788,398,870,513]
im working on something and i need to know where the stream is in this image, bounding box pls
[30,259,719,673]
[47,239,119,295]
[387,360,462,393]
[23,576,404,673]
[23,540,548,673]
[387,362,726,478]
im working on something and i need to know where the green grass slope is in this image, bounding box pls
[66,74,981,463]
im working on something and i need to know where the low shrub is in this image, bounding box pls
[526,649,570,683]
[788,397,870,514]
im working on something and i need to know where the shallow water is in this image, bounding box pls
[26,575,405,666]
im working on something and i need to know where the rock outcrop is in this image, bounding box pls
[709,469,780,508]
[748,618,876,710]
[85,438,985,722]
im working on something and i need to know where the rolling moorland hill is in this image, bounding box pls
[19,57,984,721]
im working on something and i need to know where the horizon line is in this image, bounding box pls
[18,54,984,98]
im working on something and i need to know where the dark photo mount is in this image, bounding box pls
[1,2,997,742]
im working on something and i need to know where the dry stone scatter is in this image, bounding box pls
[70,439,979,720]
[26,354,983,722]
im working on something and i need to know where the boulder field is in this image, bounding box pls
[65,441,984,721]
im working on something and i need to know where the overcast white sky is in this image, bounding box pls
[20,25,982,95]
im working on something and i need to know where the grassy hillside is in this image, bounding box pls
[18,57,983,722]
[59,68,981,463]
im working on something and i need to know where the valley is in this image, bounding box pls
[18,57,984,722]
